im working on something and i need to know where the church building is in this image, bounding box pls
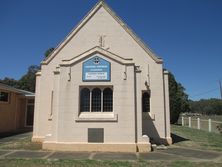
[32,1,172,152]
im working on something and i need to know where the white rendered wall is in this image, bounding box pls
[33,5,169,143]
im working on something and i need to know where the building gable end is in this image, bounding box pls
[42,1,162,66]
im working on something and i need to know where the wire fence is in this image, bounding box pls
[180,116,222,134]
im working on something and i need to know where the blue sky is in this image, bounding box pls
[0,0,222,100]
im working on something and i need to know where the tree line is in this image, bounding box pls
[0,48,54,93]
[168,72,190,124]
[0,65,40,93]
[189,99,222,115]
[168,72,222,123]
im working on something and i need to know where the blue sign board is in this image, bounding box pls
[83,56,111,81]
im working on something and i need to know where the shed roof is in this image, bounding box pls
[0,83,35,97]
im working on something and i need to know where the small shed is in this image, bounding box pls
[0,83,35,133]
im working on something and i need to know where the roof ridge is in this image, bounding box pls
[101,2,162,63]
[42,1,103,64]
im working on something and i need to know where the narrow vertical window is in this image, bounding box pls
[142,92,150,112]
[91,88,101,112]
[80,88,90,112]
[103,88,113,112]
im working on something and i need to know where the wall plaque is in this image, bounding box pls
[83,56,111,81]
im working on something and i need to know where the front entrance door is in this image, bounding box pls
[26,99,34,126]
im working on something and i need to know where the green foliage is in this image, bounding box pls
[169,72,190,124]
[0,77,18,87]
[0,65,40,93]
[189,99,222,115]
[216,123,222,135]
[44,47,54,58]
[17,65,40,92]
[1,48,54,92]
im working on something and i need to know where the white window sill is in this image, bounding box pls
[75,112,118,122]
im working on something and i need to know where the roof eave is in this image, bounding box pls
[0,83,35,96]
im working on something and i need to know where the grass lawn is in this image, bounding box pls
[0,133,41,150]
[0,126,221,166]
[0,159,221,167]
[171,124,222,151]
[1,126,219,152]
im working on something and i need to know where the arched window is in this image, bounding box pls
[80,88,90,112]
[142,92,150,112]
[103,88,113,112]
[91,88,101,112]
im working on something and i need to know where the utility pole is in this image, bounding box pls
[219,80,222,99]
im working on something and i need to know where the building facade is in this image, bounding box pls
[32,1,172,152]
[0,83,35,133]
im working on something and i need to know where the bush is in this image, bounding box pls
[216,123,222,135]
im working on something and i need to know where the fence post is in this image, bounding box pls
[197,118,200,129]
[208,119,212,132]
[182,116,184,126]
[189,117,191,128]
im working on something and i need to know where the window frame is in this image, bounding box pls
[142,91,150,113]
[80,88,90,112]
[0,90,10,104]
[91,88,102,112]
[79,86,113,113]
[103,88,113,112]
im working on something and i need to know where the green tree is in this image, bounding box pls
[169,72,190,124]
[17,65,40,92]
[0,65,39,92]
[1,48,53,92]
[0,77,18,87]
[44,47,54,58]
[190,98,222,115]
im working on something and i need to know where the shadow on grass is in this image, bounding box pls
[0,128,33,139]
[171,133,189,144]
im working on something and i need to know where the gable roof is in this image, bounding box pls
[0,83,35,97]
[42,0,163,65]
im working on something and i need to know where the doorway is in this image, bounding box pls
[26,99,34,126]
